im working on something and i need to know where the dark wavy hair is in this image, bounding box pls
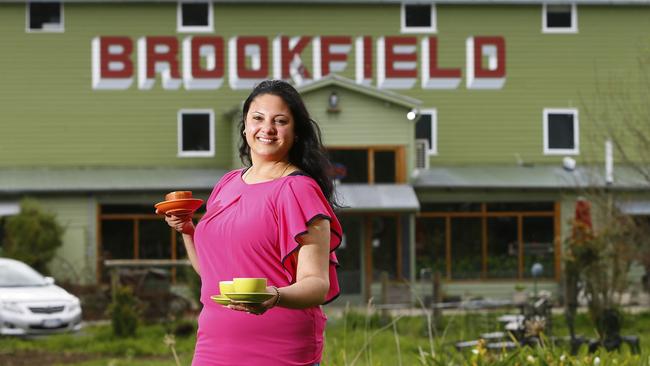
[238,80,338,208]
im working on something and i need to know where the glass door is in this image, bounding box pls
[338,216,363,294]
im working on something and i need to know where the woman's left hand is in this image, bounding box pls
[226,286,278,315]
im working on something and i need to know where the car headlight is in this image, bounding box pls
[67,299,81,313]
[1,301,24,314]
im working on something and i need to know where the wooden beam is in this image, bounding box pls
[445,216,451,279]
[104,259,192,267]
[396,214,402,280]
[364,216,373,302]
[481,204,488,279]
[554,201,562,282]
[95,203,102,284]
[517,215,523,279]
[134,219,139,259]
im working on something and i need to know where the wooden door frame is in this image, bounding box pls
[327,145,407,183]
[363,212,404,301]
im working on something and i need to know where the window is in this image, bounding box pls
[542,3,577,33]
[522,217,555,278]
[99,204,205,283]
[338,216,364,294]
[415,217,445,278]
[415,109,437,155]
[178,109,214,157]
[371,216,400,280]
[27,2,63,32]
[327,147,404,183]
[416,202,558,280]
[401,2,437,33]
[177,1,213,33]
[543,108,579,155]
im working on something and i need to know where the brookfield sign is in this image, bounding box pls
[91,35,506,91]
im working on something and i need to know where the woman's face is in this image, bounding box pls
[244,93,295,163]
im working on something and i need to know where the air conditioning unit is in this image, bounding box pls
[415,139,429,170]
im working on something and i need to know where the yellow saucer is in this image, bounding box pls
[210,295,231,306]
[224,292,274,303]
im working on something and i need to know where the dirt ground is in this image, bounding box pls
[0,351,98,366]
[0,351,171,366]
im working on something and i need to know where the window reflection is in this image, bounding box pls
[415,202,556,280]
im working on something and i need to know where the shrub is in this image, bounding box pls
[107,285,140,337]
[2,198,63,274]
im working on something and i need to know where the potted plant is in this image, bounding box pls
[513,284,528,304]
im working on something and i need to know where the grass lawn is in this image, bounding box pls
[0,321,196,366]
[323,308,650,365]
[1,309,649,365]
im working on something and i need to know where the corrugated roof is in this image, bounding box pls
[412,164,650,190]
[2,165,649,196]
[0,167,227,194]
[617,200,650,215]
[336,184,420,212]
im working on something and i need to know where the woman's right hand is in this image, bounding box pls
[157,209,195,235]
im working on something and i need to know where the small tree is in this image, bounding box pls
[3,198,63,274]
[583,47,650,294]
[564,195,637,343]
[107,285,140,337]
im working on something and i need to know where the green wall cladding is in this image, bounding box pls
[38,196,96,283]
[304,87,414,146]
[1,3,648,168]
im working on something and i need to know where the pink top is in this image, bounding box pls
[191,169,342,366]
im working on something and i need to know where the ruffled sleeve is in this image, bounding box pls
[276,176,342,304]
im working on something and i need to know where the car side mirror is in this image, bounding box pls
[44,276,55,285]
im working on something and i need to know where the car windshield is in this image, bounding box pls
[0,261,47,287]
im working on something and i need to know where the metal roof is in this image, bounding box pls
[617,200,650,215]
[0,167,421,212]
[2,165,648,199]
[412,164,650,190]
[0,167,227,194]
[335,183,421,212]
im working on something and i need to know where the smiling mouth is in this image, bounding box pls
[257,137,276,143]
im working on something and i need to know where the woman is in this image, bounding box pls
[163,80,342,366]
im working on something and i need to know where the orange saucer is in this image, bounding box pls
[155,198,203,215]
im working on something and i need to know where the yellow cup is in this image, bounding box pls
[219,280,235,295]
[233,278,267,293]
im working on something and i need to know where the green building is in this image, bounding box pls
[1,0,649,304]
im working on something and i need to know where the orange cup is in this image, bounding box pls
[165,191,193,201]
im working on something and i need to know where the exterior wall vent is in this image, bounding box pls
[415,139,429,170]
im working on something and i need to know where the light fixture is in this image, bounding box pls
[327,91,339,112]
[406,109,419,121]
[563,156,576,171]
[531,262,544,299]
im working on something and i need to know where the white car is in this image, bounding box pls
[0,257,82,335]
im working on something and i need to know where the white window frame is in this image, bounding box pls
[26,1,64,33]
[543,108,579,155]
[400,2,437,34]
[177,1,213,33]
[542,3,578,34]
[177,109,215,158]
[417,108,438,155]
